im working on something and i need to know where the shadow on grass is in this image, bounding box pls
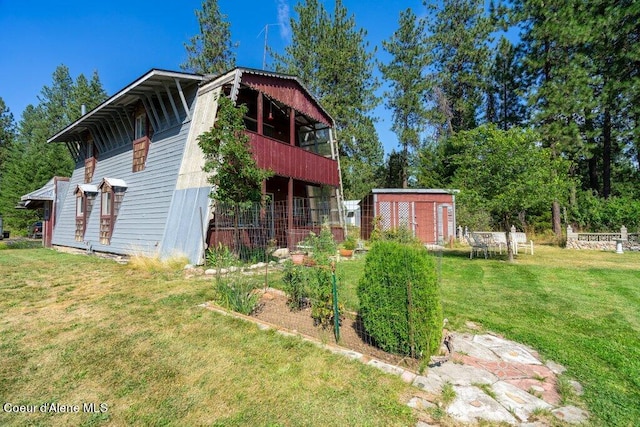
[0,238,43,250]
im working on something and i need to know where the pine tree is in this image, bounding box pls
[182,0,236,75]
[485,37,527,129]
[423,0,494,135]
[0,97,16,172]
[0,66,107,232]
[379,8,429,188]
[274,0,383,199]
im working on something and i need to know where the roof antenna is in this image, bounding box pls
[257,23,280,70]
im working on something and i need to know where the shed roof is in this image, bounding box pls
[371,188,459,195]
[17,177,61,209]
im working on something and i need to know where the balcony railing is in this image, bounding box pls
[247,132,340,187]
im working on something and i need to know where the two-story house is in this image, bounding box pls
[47,67,344,264]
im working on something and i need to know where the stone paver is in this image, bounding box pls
[447,385,518,424]
[407,333,588,426]
[505,377,561,405]
[430,360,499,386]
[552,405,590,424]
[492,380,553,422]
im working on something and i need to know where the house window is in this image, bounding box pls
[74,184,97,241]
[133,112,150,172]
[84,140,96,183]
[75,193,86,241]
[99,178,127,245]
[135,113,147,140]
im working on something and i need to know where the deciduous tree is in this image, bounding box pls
[451,125,569,260]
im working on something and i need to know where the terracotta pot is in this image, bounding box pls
[339,248,354,257]
[291,253,305,265]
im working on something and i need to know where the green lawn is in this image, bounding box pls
[436,246,640,426]
[335,245,639,426]
[2,246,639,426]
[0,249,415,426]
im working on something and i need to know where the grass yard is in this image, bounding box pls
[337,245,640,426]
[0,249,415,426]
[435,245,640,426]
[2,245,639,426]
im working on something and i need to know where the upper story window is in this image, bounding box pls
[84,140,96,183]
[133,110,150,172]
[135,112,147,140]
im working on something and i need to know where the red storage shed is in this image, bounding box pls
[360,189,457,245]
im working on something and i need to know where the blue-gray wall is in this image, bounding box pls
[52,124,189,257]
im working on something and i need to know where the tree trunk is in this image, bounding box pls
[602,107,612,198]
[552,200,562,238]
[505,216,514,262]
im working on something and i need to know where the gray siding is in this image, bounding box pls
[52,122,191,258]
[161,186,211,263]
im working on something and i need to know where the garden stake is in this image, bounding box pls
[331,262,340,342]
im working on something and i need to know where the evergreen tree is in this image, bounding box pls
[379,150,405,189]
[274,0,383,199]
[423,0,494,135]
[379,8,429,188]
[182,0,236,75]
[0,97,16,172]
[69,71,108,122]
[485,36,527,129]
[0,66,107,233]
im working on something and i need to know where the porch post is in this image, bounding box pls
[257,93,263,136]
[289,107,295,146]
[288,177,294,249]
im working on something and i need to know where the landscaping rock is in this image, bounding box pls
[569,380,584,396]
[272,248,289,258]
[204,269,217,275]
[552,405,589,424]
[430,361,498,386]
[545,360,567,375]
[491,380,552,422]
[407,396,435,410]
[184,264,195,270]
[447,385,517,424]
[412,374,444,395]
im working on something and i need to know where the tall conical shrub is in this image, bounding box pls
[357,240,442,358]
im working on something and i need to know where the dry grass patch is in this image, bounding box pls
[0,248,415,426]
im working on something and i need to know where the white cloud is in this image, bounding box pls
[277,0,291,40]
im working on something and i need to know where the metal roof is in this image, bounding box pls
[47,69,205,144]
[21,177,56,202]
[371,188,459,194]
[202,67,335,126]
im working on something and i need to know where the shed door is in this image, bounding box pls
[437,204,454,243]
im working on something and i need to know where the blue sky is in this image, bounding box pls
[0,0,427,155]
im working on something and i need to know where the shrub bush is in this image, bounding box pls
[357,240,442,358]
[282,261,311,310]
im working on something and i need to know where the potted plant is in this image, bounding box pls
[339,235,357,257]
[290,250,306,265]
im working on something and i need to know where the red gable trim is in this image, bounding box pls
[241,73,332,126]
